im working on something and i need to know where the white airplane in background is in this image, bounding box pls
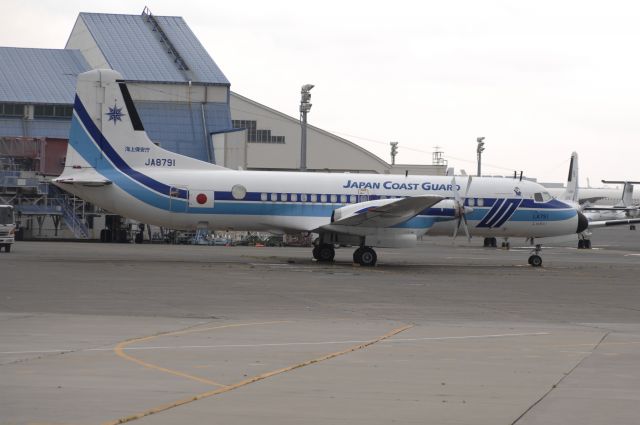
[549,154,640,206]
[558,152,639,248]
[54,70,639,267]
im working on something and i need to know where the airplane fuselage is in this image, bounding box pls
[64,167,578,240]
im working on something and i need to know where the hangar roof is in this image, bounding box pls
[73,13,229,85]
[0,47,89,104]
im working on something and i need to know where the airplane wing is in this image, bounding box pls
[584,206,639,211]
[579,197,607,205]
[323,195,445,228]
[588,217,640,229]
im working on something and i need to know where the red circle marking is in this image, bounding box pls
[196,193,207,205]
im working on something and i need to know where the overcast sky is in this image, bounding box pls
[3,0,639,184]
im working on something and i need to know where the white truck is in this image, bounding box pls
[0,205,16,253]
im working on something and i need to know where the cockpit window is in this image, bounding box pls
[541,191,553,202]
[534,193,544,202]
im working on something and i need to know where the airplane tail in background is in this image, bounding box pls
[602,180,640,207]
[57,69,223,181]
[561,152,579,203]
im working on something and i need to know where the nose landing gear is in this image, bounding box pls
[528,244,543,267]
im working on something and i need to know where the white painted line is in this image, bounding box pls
[0,332,550,355]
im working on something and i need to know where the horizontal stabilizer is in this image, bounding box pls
[53,174,112,187]
[602,180,640,185]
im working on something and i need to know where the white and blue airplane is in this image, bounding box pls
[55,69,631,267]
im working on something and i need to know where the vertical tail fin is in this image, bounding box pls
[59,68,224,176]
[621,183,634,207]
[561,152,579,202]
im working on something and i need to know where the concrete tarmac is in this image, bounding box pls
[1,227,639,424]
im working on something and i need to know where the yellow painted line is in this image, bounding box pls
[114,321,289,388]
[104,323,413,425]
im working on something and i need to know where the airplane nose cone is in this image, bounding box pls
[576,211,589,233]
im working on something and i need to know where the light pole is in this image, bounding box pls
[476,137,485,177]
[299,84,314,171]
[390,142,398,165]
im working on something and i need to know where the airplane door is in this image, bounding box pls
[358,188,370,203]
[169,186,189,213]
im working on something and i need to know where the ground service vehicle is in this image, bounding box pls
[0,205,16,253]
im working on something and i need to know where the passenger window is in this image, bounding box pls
[310,194,317,203]
[260,193,268,202]
[330,194,337,203]
[271,193,277,201]
[340,195,347,203]
[534,193,544,202]
[280,193,288,202]
[320,194,327,203]
[290,193,298,202]
[477,198,484,207]
[300,194,307,202]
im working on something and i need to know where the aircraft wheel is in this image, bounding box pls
[491,238,497,248]
[358,247,377,267]
[483,238,490,247]
[316,244,335,262]
[5,244,10,253]
[631,225,636,231]
[353,247,363,264]
[578,239,584,249]
[584,240,592,249]
[529,255,542,267]
[312,246,320,260]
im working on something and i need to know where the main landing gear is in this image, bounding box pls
[312,243,378,267]
[312,243,335,262]
[483,237,497,248]
[353,246,377,267]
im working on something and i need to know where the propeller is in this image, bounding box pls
[451,175,474,241]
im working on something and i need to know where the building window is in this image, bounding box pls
[34,104,73,118]
[232,119,285,144]
[0,103,25,117]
